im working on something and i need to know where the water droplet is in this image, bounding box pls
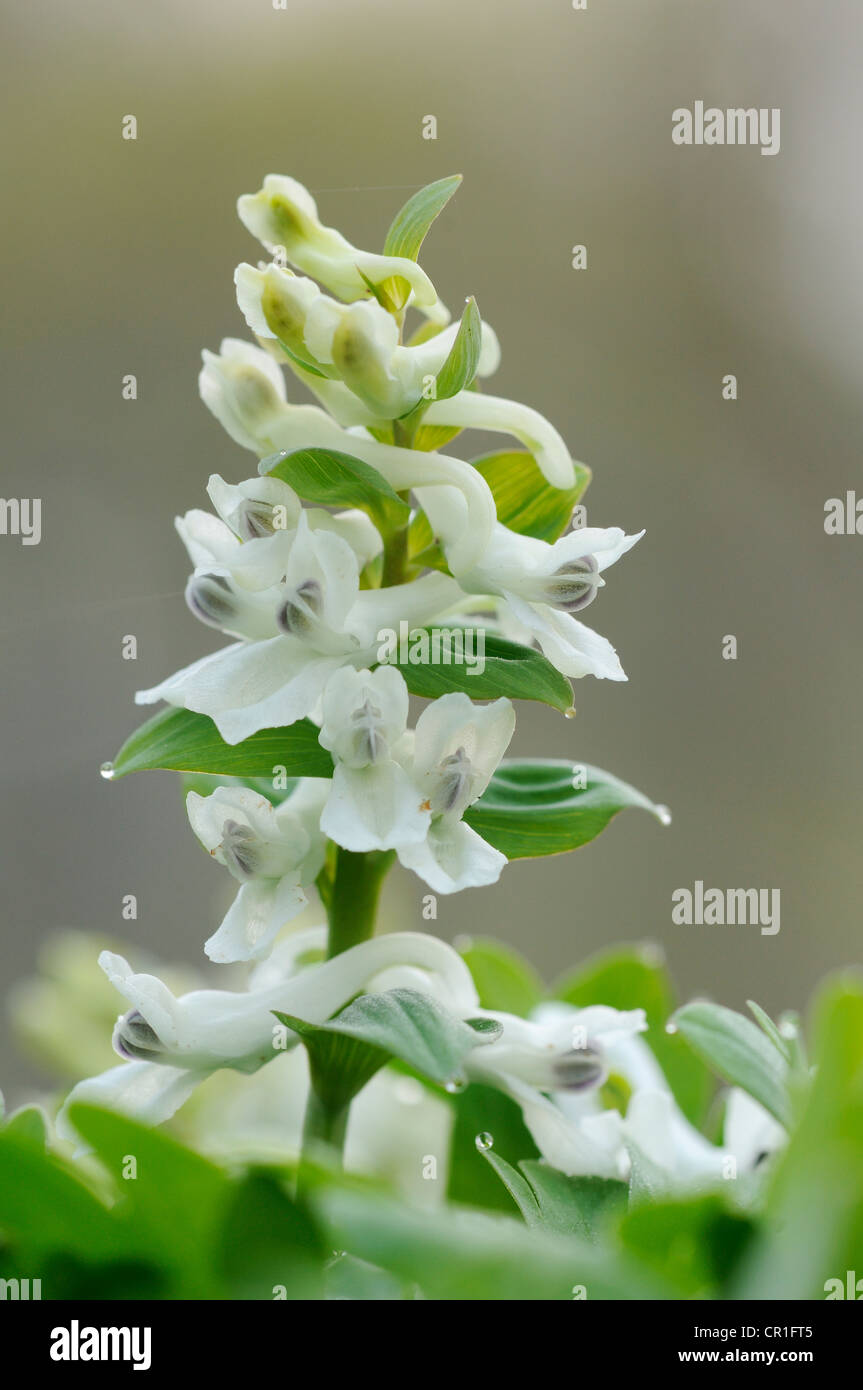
[779,1019,798,1039]
[564,706,577,720]
[99,762,115,781]
[665,1021,678,1035]
[444,1077,466,1094]
[475,1131,494,1152]
[655,803,672,826]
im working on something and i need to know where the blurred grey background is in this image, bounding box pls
[2,0,862,1098]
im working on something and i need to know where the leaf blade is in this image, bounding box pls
[464,758,665,859]
[111,707,333,780]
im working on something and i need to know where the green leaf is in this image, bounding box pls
[383,175,463,262]
[276,988,501,1104]
[387,631,573,712]
[621,1195,757,1298]
[218,1170,325,1300]
[734,975,863,1299]
[479,1148,542,1226]
[474,449,591,542]
[554,944,712,1127]
[447,1083,541,1213]
[68,1104,231,1294]
[111,706,332,780]
[464,759,665,860]
[261,446,409,531]
[457,937,544,1017]
[381,175,462,310]
[671,1001,792,1128]
[746,999,793,1063]
[518,1162,628,1241]
[315,1183,672,1300]
[0,1130,124,1262]
[2,1105,48,1149]
[411,421,463,452]
[430,296,482,402]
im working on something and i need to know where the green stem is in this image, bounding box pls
[297,1090,349,1198]
[298,413,410,1176]
[326,847,394,959]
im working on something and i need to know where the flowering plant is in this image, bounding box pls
[2,176,861,1303]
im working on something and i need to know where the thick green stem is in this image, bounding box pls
[380,478,412,587]
[298,414,409,1176]
[297,1090,349,1198]
[326,847,395,959]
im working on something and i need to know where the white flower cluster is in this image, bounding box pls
[59,176,779,1196]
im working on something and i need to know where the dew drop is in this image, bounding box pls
[665,1021,678,1035]
[475,1131,494,1152]
[564,706,577,720]
[655,803,672,826]
[444,1077,466,1094]
[99,762,115,781]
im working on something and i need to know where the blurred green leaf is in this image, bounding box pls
[0,1130,124,1263]
[671,1001,792,1128]
[112,707,332,780]
[457,937,544,1017]
[621,1195,757,1298]
[315,1182,671,1300]
[68,1103,231,1295]
[464,759,665,860]
[218,1170,325,1300]
[734,975,863,1299]
[746,1000,793,1063]
[2,1106,47,1150]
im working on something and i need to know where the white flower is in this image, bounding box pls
[318,666,428,852]
[137,511,464,743]
[467,1003,648,1179]
[198,338,291,453]
[197,339,498,573]
[722,1086,786,1174]
[396,693,515,893]
[186,782,328,963]
[56,929,480,1137]
[423,389,578,489]
[455,523,644,681]
[236,263,500,420]
[492,1002,785,1192]
[236,174,440,312]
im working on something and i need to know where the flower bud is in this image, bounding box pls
[199,338,287,453]
[237,174,438,308]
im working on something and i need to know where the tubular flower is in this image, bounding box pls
[186,781,328,963]
[237,174,440,312]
